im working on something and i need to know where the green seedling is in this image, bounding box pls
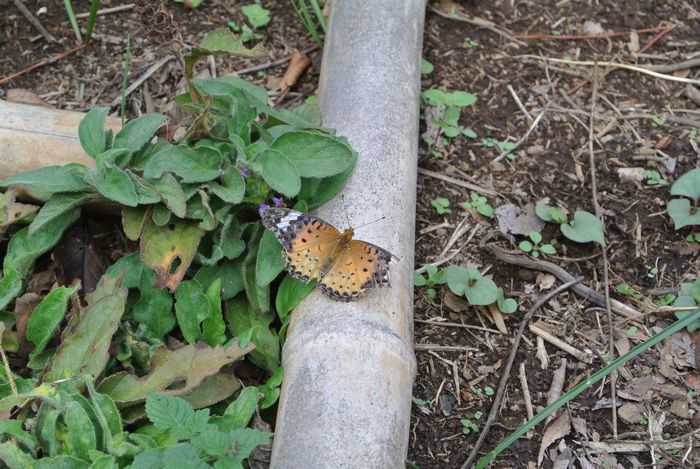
[626,325,638,336]
[421,89,478,144]
[645,265,658,279]
[672,278,700,332]
[644,170,668,186]
[421,58,434,75]
[464,37,478,48]
[461,418,479,434]
[227,21,263,42]
[431,197,451,215]
[651,116,665,127]
[686,232,700,243]
[658,293,676,306]
[242,3,271,28]
[414,264,447,300]
[461,191,494,218]
[446,266,497,305]
[496,288,517,314]
[560,210,606,246]
[482,137,516,157]
[518,231,556,258]
[535,202,568,224]
[616,283,641,299]
[667,168,700,230]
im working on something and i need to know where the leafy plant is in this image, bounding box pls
[464,37,478,48]
[482,137,516,158]
[421,89,477,145]
[431,197,451,215]
[291,0,326,48]
[461,418,479,434]
[651,116,665,127]
[667,168,700,230]
[242,3,271,28]
[560,210,605,246]
[645,265,658,279]
[0,28,355,466]
[461,192,494,218]
[673,278,700,332]
[414,265,447,300]
[446,266,518,314]
[535,202,568,224]
[644,170,668,186]
[518,231,556,258]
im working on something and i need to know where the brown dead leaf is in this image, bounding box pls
[53,221,110,293]
[618,402,644,424]
[0,188,39,235]
[495,203,545,236]
[670,399,689,419]
[5,89,55,108]
[14,292,41,354]
[279,48,311,92]
[629,31,640,53]
[538,413,571,466]
[444,291,469,312]
[536,273,556,291]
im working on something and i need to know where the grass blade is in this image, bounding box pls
[63,0,83,43]
[475,307,700,468]
[120,35,132,126]
[84,0,101,43]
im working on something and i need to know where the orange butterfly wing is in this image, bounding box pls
[261,208,340,283]
[318,240,392,301]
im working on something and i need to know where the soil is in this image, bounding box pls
[1,1,699,468]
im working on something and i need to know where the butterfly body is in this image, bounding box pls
[261,208,392,301]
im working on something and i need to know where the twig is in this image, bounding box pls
[515,56,700,85]
[460,277,583,469]
[587,64,617,439]
[233,45,319,76]
[493,109,546,162]
[641,57,700,73]
[414,344,478,353]
[519,362,534,420]
[417,167,498,196]
[529,324,592,364]
[507,84,533,122]
[110,55,175,108]
[427,5,526,46]
[514,26,665,40]
[76,3,134,18]
[638,24,676,54]
[415,319,500,334]
[12,0,56,43]
[0,44,85,85]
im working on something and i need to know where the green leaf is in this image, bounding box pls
[540,244,556,255]
[528,231,542,244]
[446,266,497,305]
[174,280,209,344]
[413,271,427,287]
[225,296,278,373]
[133,286,176,340]
[242,4,271,28]
[45,274,127,382]
[560,210,606,246]
[670,168,700,201]
[497,288,517,314]
[296,152,357,209]
[144,146,223,183]
[148,173,187,218]
[145,394,209,440]
[163,443,211,469]
[0,165,91,198]
[95,148,133,167]
[421,89,445,105]
[228,428,272,466]
[272,131,354,178]
[0,441,34,469]
[256,229,285,287]
[224,387,260,429]
[194,259,245,301]
[210,167,245,204]
[98,341,254,404]
[84,162,139,207]
[28,193,96,235]
[667,198,700,230]
[78,107,108,158]
[518,240,533,252]
[275,275,315,322]
[64,400,97,460]
[0,420,38,457]
[450,91,477,107]
[202,279,226,346]
[420,58,434,75]
[535,203,568,224]
[197,27,266,57]
[85,379,123,445]
[113,114,167,152]
[26,284,80,357]
[128,170,161,204]
[122,206,148,241]
[257,149,301,197]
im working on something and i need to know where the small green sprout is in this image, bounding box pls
[431,197,451,215]
[658,293,676,306]
[646,265,658,279]
[616,283,641,299]
[482,137,516,156]
[686,232,700,243]
[483,387,494,397]
[460,418,479,434]
[421,89,478,143]
[414,264,447,300]
[644,170,668,186]
[651,116,665,127]
[626,325,638,336]
[535,203,568,224]
[421,58,434,75]
[518,231,556,258]
[464,37,478,48]
[461,191,494,218]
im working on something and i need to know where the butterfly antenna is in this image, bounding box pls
[354,216,386,230]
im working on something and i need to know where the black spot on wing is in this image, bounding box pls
[260,208,311,251]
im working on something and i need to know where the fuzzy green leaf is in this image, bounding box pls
[560,210,606,246]
[144,146,223,183]
[78,107,108,158]
[275,275,315,322]
[113,114,167,152]
[670,168,700,201]
[667,199,700,229]
[272,131,354,178]
[26,284,80,357]
[257,149,301,197]
[84,162,139,207]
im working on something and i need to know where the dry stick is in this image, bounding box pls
[12,0,56,43]
[233,45,319,76]
[417,167,498,197]
[642,57,700,73]
[514,26,665,40]
[427,5,526,46]
[493,110,546,163]
[460,277,583,469]
[518,362,534,420]
[638,24,676,54]
[0,44,85,85]
[414,344,478,353]
[109,55,175,107]
[507,84,533,122]
[76,3,135,18]
[587,65,618,440]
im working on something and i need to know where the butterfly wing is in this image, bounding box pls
[318,240,393,301]
[261,208,341,283]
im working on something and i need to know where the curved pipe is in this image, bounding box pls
[270,1,426,467]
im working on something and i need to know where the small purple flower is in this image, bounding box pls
[272,197,284,207]
[239,166,249,179]
[258,203,270,217]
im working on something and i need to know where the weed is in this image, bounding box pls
[667,168,700,230]
[291,0,326,48]
[414,265,447,300]
[421,58,434,75]
[421,89,478,146]
[446,266,517,314]
[242,3,271,28]
[431,197,451,215]
[518,231,556,258]
[461,191,494,218]
[616,283,641,299]
[644,170,668,186]
[482,137,516,158]
[461,418,479,434]
[651,116,665,127]
[464,37,478,47]
[645,265,658,279]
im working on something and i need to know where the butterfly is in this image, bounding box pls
[260,208,393,301]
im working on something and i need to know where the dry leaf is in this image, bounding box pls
[669,399,689,419]
[14,292,41,354]
[629,31,640,53]
[536,273,556,291]
[618,402,644,424]
[617,167,646,183]
[444,290,470,312]
[495,203,545,236]
[538,413,571,466]
[279,48,311,92]
[582,20,605,35]
[5,88,55,108]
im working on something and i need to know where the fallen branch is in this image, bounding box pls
[12,0,56,43]
[514,26,665,40]
[0,44,85,85]
[428,4,526,46]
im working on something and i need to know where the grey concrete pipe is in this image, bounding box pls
[269,1,426,467]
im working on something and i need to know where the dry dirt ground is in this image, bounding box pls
[1,1,700,468]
